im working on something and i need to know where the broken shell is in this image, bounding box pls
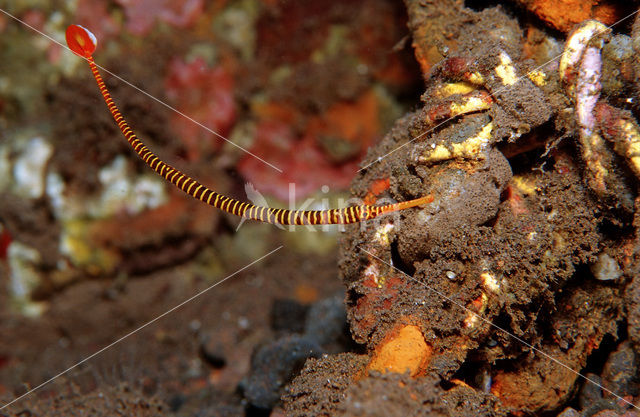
[590,253,622,281]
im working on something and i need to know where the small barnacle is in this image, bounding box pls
[463,313,478,328]
[373,223,395,247]
[480,271,500,293]
[364,262,379,281]
[364,261,386,288]
[464,293,488,328]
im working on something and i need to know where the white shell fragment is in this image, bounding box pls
[590,253,622,281]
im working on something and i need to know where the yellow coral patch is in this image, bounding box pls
[467,72,485,85]
[510,176,539,195]
[527,69,547,87]
[617,119,640,177]
[421,122,494,163]
[433,82,477,98]
[495,51,518,86]
[449,95,492,117]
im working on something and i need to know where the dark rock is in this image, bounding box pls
[241,335,322,410]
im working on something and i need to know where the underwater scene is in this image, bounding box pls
[1,0,640,416]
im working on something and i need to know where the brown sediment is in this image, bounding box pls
[292,2,639,415]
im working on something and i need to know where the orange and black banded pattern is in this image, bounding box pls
[67,25,433,225]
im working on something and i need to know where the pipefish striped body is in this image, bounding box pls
[65,24,432,225]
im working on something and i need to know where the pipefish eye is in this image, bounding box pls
[65,24,97,58]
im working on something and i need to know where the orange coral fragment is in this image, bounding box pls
[363,177,390,205]
[306,89,381,150]
[523,0,622,33]
[367,324,431,377]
